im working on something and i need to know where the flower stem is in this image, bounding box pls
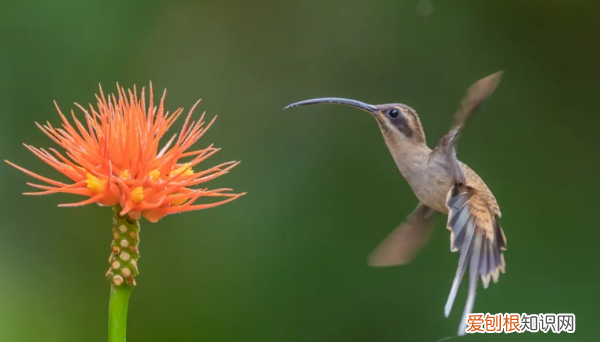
[108,284,132,342]
[106,205,141,342]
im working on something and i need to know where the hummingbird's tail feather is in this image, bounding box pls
[443,184,507,336]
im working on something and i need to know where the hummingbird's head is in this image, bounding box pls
[284,98,426,145]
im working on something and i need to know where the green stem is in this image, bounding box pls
[108,284,133,342]
[106,205,141,342]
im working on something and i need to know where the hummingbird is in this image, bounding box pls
[284,71,506,336]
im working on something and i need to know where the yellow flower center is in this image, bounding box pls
[148,169,161,182]
[86,173,107,194]
[131,187,144,203]
[170,163,194,177]
[121,170,130,179]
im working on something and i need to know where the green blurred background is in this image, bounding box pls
[0,0,598,341]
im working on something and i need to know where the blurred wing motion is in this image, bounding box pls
[368,203,439,267]
[435,71,507,336]
[434,71,503,185]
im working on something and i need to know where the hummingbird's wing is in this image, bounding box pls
[431,71,507,336]
[433,71,503,184]
[367,203,440,267]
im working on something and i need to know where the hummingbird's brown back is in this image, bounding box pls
[420,151,501,216]
[461,162,501,217]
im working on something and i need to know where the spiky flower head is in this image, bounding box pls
[6,83,245,222]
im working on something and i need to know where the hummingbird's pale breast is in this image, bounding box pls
[382,135,453,214]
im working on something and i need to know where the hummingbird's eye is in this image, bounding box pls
[388,109,400,118]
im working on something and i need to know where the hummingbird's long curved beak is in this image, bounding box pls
[283,97,378,115]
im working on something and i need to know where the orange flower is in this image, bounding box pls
[6,83,245,222]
